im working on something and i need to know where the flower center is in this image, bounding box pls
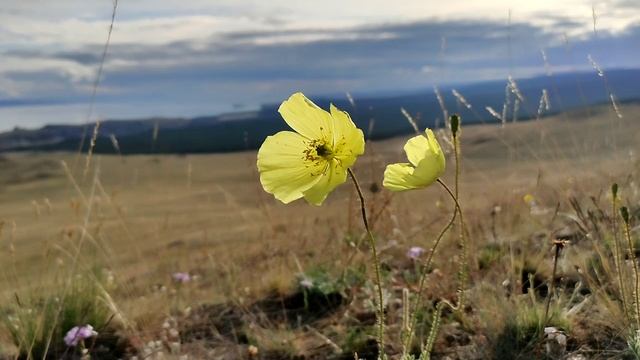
[315,143,332,158]
[303,140,334,163]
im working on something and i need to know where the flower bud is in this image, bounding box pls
[620,206,630,224]
[450,114,460,137]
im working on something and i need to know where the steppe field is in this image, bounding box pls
[1,103,639,359]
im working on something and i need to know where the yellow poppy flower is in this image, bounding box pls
[383,129,445,191]
[257,92,365,205]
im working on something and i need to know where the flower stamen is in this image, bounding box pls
[315,143,332,158]
[303,139,334,163]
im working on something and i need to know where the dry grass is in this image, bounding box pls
[0,103,639,358]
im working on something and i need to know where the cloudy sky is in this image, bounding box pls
[0,0,639,130]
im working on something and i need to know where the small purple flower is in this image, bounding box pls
[64,325,98,347]
[172,272,191,283]
[407,246,426,260]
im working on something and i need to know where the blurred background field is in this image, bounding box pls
[1,101,639,358]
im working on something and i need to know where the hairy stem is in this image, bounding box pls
[401,179,459,355]
[422,301,445,360]
[544,241,562,325]
[622,214,640,330]
[611,192,630,323]
[452,123,468,312]
[348,168,385,357]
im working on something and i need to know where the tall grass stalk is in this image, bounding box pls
[74,0,119,173]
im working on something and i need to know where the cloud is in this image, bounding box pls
[614,0,640,8]
[0,2,639,130]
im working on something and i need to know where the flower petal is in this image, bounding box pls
[425,129,444,160]
[403,129,444,167]
[257,131,324,203]
[329,103,365,169]
[384,128,446,192]
[383,154,445,192]
[412,153,445,187]
[302,159,348,205]
[383,163,426,191]
[278,92,332,141]
[403,133,430,167]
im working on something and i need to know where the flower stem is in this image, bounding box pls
[421,301,445,360]
[452,120,468,313]
[544,240,563,325]
[347,168,385,357]
[401,179,459,355]
[611,186,630,323]
[621,207,640,330]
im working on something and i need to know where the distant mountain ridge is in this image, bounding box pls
[1,68,639,154]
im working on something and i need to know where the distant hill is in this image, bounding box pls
[1,68,639,154]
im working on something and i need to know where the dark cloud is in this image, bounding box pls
[55,51,103,65]
[2,17,639,120]
[98,19,555,84]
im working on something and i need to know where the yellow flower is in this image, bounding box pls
[383,129,445,191]
[523,194,536,206]
[257,92,365,205]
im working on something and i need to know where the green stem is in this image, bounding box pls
[623,215,640,330]
[347,168,385,357]
[452,125,468,312]
[422,301,445,360]
[612,194,630,323]
[401,179,459,355]
[543,241,561,325]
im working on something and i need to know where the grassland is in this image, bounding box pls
[0,103,639,359]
